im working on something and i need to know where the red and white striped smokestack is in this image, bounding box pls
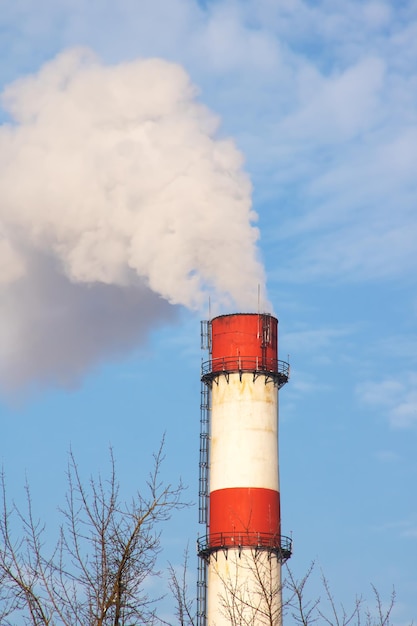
[197,313,291,626]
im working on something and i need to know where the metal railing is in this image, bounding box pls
[201,356,290,385]
[197,531,292,561]
[202,356,283,374]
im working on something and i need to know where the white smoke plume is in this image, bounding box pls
[0,48,265,391]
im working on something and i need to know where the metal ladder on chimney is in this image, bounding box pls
[199,382,210,525]
[198,321,211,626]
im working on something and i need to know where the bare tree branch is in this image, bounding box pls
[167,546,196,626]
[285,561,320,626]
[0,440,188,626]
[318,573,362,626]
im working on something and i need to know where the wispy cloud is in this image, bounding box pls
[282,326,354,353]
[287,368,332,395]
[372,517,417,539]
[374,449,400,463]
[374,335,417,363]
[356,373,417,429]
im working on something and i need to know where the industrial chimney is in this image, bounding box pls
[197,313,292,626]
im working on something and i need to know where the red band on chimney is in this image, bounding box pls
[209,487,281,548]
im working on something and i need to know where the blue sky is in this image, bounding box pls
[1,0,416,623]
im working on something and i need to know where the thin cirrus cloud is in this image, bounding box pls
[356,374,417,429]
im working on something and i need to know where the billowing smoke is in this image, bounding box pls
[0,48,265,391]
